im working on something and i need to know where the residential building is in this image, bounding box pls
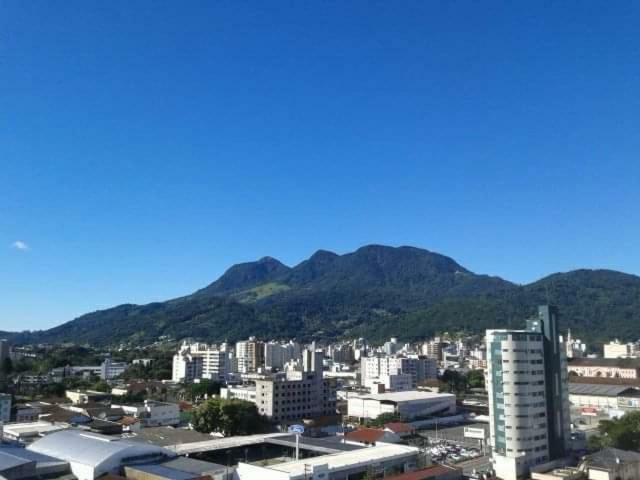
[361,355,437,388]
[486,305,571,480]
[113,400,180,427]
[100,357,127,380]
[220,385,258,402]
[364,373,414,393]
[422,337,444,361]
[265,341,301,370]
[253,348,337,423]
[580,447,640,480]
[0,393,11,423]
[603,340,639,359]
[172,342,231,383]
[347,391,456,420]
[384,338,400,355]
[236,337,265,373]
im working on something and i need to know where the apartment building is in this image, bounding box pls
[264,341,301,370]
[172,342,231,383]
[361,355,437,388]
[236,337,265,374]
[255,349,337,423]
[486,305,571,480]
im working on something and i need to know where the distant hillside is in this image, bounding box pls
[8,245,640,346]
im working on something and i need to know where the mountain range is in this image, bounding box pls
[6,245,640,346]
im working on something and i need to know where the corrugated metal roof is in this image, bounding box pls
[568,383,640,396]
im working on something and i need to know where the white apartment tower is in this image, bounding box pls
[236,337,265,373]
[487,306,571,480]
[172,342,230,383]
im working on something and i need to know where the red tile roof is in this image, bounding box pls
[345,428,386,444]
[385,422,414,433]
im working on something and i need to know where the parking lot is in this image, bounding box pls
[416,422,492,477]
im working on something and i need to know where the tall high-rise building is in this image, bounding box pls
[486,305,570,480]
[172,342,231,382]
[236,337,265,373]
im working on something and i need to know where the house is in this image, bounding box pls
[345,427,401,445]
[385,422,416,438]
[581,448,640,480]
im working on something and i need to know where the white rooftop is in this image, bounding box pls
[356,391,455,402]
[266,443,419,476]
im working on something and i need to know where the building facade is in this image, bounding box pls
[486,305,571,480]
[236,338,265,374]
[172,342,231,383]
[0,393,11,423]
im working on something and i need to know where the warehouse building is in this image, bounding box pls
[27,430,174,480]
[347,391,455,421]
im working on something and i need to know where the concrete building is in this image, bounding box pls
[255,349,337,423]
[100,357,127,380]
[486,305,571,480]
[347,391,456,421]
[603,340,639,359]
[265,341,301,370]
[236,337,265,373]
[235,443,422,480]
[568,357,640,379]
[172,342,231,383]
[0,392,11,423]
[113,400,180,427]
[27,430,174,480]
[220,384,258,402]
[361,356,437,389]
[422,337,444,361]
[580,447,640,480]
[564,330,586,359]
[364,373,414,393]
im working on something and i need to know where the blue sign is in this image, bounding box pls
[288,424,305,434]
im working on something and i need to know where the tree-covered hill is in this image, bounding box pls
[7,245,640,346]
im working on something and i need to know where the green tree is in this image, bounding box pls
[188,380,221,402]
[191,398,268,435]
[366,412,402,427]
[589,411,640,451]
[466,369,485,389]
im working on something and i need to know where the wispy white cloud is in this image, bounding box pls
[11,240,30,251]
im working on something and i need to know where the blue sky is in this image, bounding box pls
[2,1,639,331]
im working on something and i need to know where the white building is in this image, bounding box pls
[27,430,173,480]
[172,342,231,383]
[236,443,421,480]
[486,306,571,480]
[603,340,639,359]
[236,337,265,374]
[363,373,414,393]
[113,400,180,427]
[265,341,301,370]
[0,393,11,423]
[347,391,456,420]
[220,385,257,402]
[100,357,128,380]
[361,355,437,388]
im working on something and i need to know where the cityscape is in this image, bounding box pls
[3,2,640,480]
[2,304,640,479]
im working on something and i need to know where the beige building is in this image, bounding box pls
[568,358,640,379]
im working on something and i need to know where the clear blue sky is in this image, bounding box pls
[2,1,639,331]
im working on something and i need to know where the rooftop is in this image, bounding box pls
[356,391,455,402]
[584,448,640,468]
[27,430,173,467]
[125,426,212,447]
[267,443,419,476]
[568,383,640,397]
